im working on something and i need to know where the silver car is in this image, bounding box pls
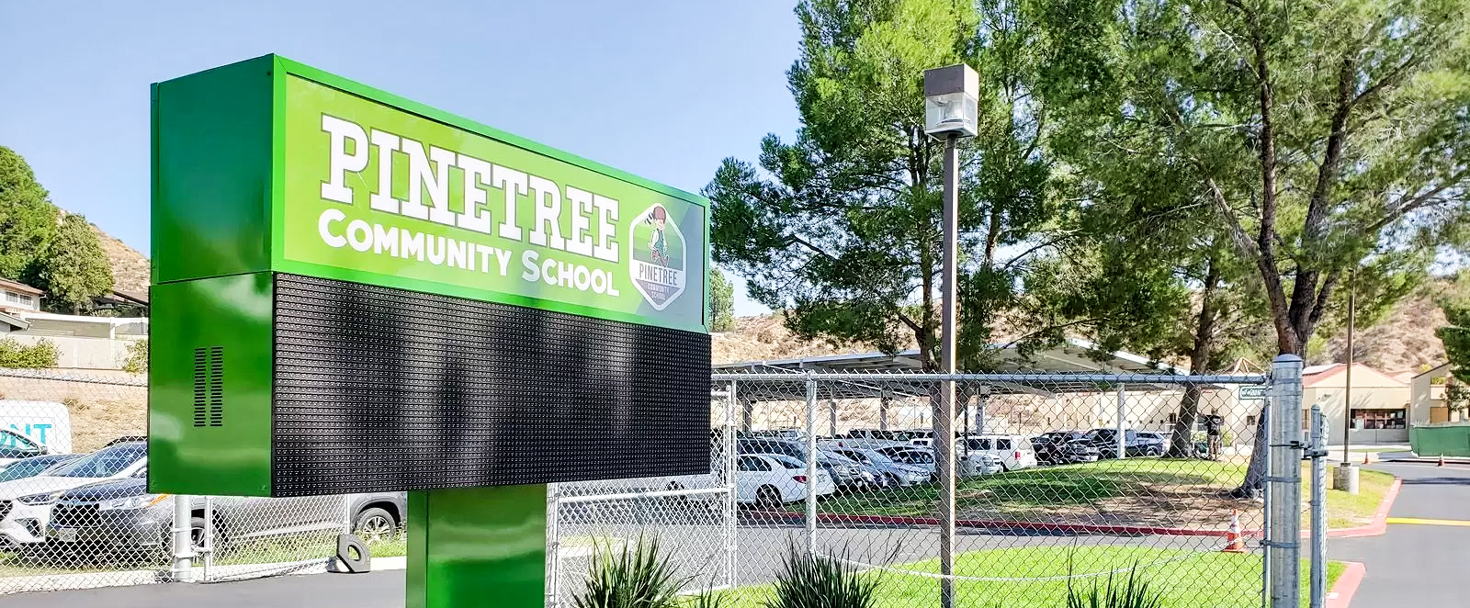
[829,447,931,487]
[47,469,406,558]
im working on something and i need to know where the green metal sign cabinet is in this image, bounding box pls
[149,54,711,607]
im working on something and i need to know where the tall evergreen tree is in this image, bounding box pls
[26,213,113,314]
[0,147,60,279]
[709,268,737,332]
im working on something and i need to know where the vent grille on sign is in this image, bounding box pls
[192,346,224,428]
[269,273,712,497]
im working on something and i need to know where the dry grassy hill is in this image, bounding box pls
[91,224,149,297]
[716,290,1452,371]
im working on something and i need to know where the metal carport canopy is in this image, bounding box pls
[712,338,1258,401]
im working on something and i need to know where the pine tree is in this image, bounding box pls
[26,213,113,314]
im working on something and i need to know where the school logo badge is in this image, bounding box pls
[629,204,686,310]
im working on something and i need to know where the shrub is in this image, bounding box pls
[769,542,881,608]
[1064,565,1162,608]
[0,337,59,368]
[122,338,148,373]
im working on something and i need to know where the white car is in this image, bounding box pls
[736,454,834,508]
[0,442,147,548]
[960,435,1038,472]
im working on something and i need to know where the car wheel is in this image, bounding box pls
[160,515,208,562]
[755,485,783,509]
[354,508,398,543]
[883,473,900,488]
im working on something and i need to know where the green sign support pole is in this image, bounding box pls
[148,55,711,608]
[409,486,547,608]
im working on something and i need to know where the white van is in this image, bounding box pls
[960,435,1036,471]
[0,401,72,460]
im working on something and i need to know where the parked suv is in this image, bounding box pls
[1083,429,1162,458]
[0,441,146,548]
[960,435,1037,472]
[46,469,406,558]
[1031,431,1100,465]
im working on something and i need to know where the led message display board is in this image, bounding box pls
[149,55,711,497]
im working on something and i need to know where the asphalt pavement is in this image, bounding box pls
[1333,461,1470,608]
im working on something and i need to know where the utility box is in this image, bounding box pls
[149,55,712,498]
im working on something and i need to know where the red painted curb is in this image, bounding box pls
[1326,561,1365,608]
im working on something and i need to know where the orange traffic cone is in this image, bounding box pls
[1222,509,1247,554]
[1363,453,1370,465]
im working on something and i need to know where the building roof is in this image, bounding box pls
[1301,363,1407,388]
[0,278,44,296]
[711,338,1243,401]
[0,311,29,331]
[1413,362,1453,379]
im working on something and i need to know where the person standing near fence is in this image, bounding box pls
[1205,414,1224,460]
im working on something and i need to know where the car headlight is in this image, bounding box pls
[16,491,62,506]
[98,494,171,511]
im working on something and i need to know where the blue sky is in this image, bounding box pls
[0,0,792,316]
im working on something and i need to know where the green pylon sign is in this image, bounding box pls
[148,55,711,607]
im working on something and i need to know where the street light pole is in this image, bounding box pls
[1343,267,1355,462]
[924,63,978,608]
[937,130,959,608]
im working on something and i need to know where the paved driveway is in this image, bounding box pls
[1333,462,1470,608]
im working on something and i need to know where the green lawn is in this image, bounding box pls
[801,458,1393,533]
[805,459,1246,520]
[1314,466,1394,530]
[713,546,1344,608]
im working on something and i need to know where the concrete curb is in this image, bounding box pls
[1326,561,1365,608]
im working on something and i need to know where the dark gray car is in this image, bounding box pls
[46,470,405,557]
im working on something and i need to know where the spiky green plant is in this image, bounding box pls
[767,541,882,608]
[573,536,685,608]
[1064,565,1164,608]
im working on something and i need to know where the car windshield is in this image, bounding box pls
[51,444,145,478]
[863,451,896,466]
[0,457,67,482]
[0,429,40,451]
[768,455,804,470]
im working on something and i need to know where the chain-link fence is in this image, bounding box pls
[546,370,1284,608]
[0,366,1298,608]
[0,368,406,594]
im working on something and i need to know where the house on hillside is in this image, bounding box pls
[0,278,149,370]
[1411,362,1457,424]
[0,278,43,333]
[1303,363,1411,445]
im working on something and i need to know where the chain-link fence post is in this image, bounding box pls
[803,373,818,556]
[547,482,561,607]
[202,496,215,581]
[725,379,739,590]
[1116,383,1127,460]
[170,495,194,582]
[1268,354,1303,608]
[1308,403,1328,608]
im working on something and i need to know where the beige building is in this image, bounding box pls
[1303,364,1411,445]
[1411,363,1456,424]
